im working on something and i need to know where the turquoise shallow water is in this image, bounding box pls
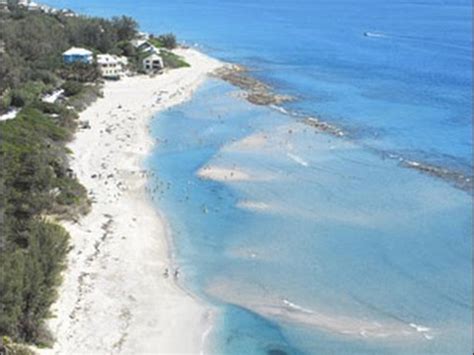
[146,79,472,354]
[43,0,472,353]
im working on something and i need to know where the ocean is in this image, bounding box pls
[45,0,472,353]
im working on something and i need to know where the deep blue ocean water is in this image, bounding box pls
[47,0,472,173]
[45,0,472,353]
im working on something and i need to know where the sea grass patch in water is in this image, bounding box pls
[266,348,288,355]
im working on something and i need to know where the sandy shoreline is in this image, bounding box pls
[40,48,223,354]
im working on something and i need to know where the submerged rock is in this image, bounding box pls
[214,65,293,106]
[302,117,345,137]
[401,160,473,192]
[267,349,288,355]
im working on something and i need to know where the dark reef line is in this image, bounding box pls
[214,64,473,194]
[214,65,293,106]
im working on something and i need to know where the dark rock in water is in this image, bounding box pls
[303,117,345,137]
[213,65,472,195]
[267,349,288,355]
[400,160,473,193]
[213,65,293,106]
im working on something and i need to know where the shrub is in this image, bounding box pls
[160,49,190,69]
[0,221,69,342]
[10,82,47,107]
[111,16,138,42]
[0,102,86,344]
[30,70,59,87]
[15,107,69,142]
[10,90,29,107]
[1,336,36,355]
[66,83,102,112]
[31,101,79,134]
[148,37,164,49]
[61,80,84,97]
[157,33,177,49]
[0,89,12,113]
[31,101,64,115]
[58,63,101,83]
[119,41,136,57]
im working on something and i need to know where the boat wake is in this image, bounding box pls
[364,31,388,38]
[363,31,470,52]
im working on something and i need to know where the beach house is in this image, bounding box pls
[137,32,150,41]
[27,1,40,11]
[143,53,164,73]
[62,47,93,64]
[0,0,9,12]
[135,40,156,54]
[97,54,128,79]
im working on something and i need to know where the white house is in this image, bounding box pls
[137,32,150,40]
[131,39,146,48]
[133,40,157,54]
[27,1,40,11]
[143,53,164,73]
[97,54,128,79]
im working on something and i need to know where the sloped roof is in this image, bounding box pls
[131,39,150,48]
[63,47,93,56]
[97,54,119,65]
[143,52,163,61]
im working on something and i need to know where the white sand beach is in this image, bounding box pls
[40,49,223,354]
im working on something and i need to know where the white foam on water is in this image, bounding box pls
[287,152,309,167]
[409,322,434,339]
[407,161,420,167]
[282,299,314,314]
[200,322,214,355]
[270,105,289,115]
[409,323,431,333]
[236,200,271,211]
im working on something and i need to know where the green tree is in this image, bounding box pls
[112,16,138,42]
[0,251,25,338]
[157,33,177,49]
